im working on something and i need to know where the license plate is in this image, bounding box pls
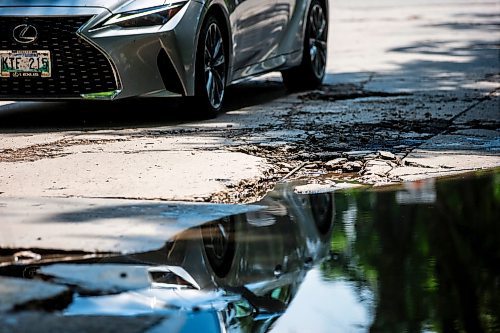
[0,50,51,78]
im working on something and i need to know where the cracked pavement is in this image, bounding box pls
[0,0,499,204]
[0,2,499,330]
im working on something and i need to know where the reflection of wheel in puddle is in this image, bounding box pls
[309,193,334,235]
[202,216,236,277]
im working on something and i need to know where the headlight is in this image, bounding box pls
[103,3,187,28]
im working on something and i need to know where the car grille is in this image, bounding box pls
[0,16,119,98]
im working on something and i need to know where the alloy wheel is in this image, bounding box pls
[202,215,235,277]
[206,217,231,261]
[203,22,226,110]
[308,4,327,79]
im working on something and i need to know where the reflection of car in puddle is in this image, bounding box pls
[62,184,335,332]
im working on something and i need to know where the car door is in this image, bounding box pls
[230,0,289,72]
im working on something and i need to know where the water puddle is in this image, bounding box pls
[1,171,499,332]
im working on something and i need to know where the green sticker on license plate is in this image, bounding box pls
[0,50,51,78]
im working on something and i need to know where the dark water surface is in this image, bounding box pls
[2,171,499,333]
[322,172,500,333]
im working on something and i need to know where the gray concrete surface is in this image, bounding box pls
[0,0,498,204]
[0,312,163,333]
[39,264,152,295]
[0,276,71,312]
[0,197,262,253]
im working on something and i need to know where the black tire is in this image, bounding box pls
[201,216,235,278]
[282,0,328,91]
[189,15,228,119]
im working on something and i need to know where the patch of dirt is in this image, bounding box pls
[299,84,411,101]
[222,88,459,191]
[207,168,280,204]
[457,120,500,131]
[228,118,450,162]
[0,138,127,163]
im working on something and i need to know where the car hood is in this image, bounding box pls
[0,0,174,14]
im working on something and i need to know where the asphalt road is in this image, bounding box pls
[0,0,499,203]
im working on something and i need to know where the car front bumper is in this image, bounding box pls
[0,2,204,101]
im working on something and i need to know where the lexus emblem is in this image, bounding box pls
[13,24,38,44]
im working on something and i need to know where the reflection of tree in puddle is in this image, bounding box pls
[322,172,500,332]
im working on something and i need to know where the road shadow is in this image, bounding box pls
[0,79,286,134]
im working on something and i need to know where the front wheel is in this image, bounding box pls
[282,0,328,91]
[188,15,227,119]
[202,216,236,278]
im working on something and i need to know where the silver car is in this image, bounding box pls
[0,0,328,117]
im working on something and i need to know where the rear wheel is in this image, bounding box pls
[309,193,334,236]
[190,15,227,118]
[282,0,328,91]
